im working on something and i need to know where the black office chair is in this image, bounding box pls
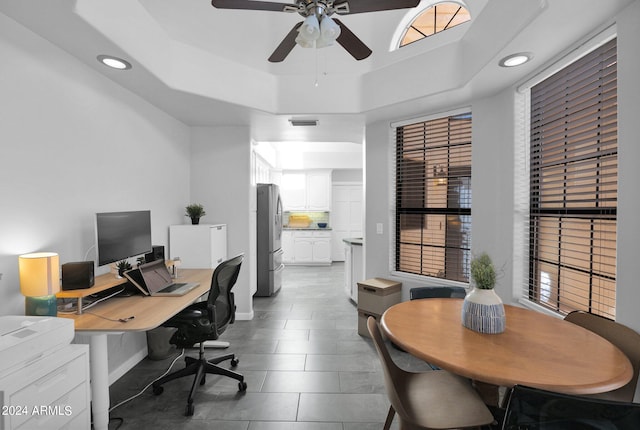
[152,253,247,416]
[501,385,640,429]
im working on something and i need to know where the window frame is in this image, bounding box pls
[392,110,473,283]
[515,29,618,319]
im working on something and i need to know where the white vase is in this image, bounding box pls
[461,288,506,334]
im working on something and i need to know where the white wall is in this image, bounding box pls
[333,169,364,183]
[190,127,254,319]
[0,12,191,380]
[614,0,640,332]
[364,1,640,338]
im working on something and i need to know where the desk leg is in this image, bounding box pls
[89,334,109,430]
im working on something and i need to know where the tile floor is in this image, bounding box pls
[108,263,432,429]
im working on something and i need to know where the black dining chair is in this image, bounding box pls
[400,285,468,368]
[501,384,640,429]
[409,286,467,300]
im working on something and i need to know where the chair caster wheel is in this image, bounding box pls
[238,381,247,392]
[185,403,194,416]
[231,358,239,367]
[152,385,164,395]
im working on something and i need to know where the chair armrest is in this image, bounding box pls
[208,303,219,333]
[230,292,235,324]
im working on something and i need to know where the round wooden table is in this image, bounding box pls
[381,299,632,395]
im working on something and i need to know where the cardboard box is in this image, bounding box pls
[357,278,402,315]
[357,310,381,338]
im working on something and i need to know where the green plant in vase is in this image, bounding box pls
[185,203,206,225]
[470,252,497,289]
[462,252,505,334]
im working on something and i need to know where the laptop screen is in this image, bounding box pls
[139,260,174,295]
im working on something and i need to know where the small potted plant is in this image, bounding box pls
[185,203,206,225]
[470,252,497,290]
[461,252,506,334]
[116,260,132,278]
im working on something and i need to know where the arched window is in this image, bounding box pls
[399,2,470,48]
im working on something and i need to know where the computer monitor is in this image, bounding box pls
[95,210,152,266]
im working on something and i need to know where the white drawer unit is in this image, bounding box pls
[0,344,90,430]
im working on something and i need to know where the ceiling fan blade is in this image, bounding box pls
[211,0,296,12]
[333,19,372,60]
[334,0,420,14]
[268,22,303,63]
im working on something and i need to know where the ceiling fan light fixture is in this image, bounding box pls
[320,15,341,41]
[295,33,316,48]
[297,14,320,43]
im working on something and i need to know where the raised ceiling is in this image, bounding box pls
[0,0,633,144]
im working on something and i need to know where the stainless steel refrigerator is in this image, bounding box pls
[256,183,284,296]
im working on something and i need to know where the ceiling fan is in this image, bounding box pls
[211,0,421,62]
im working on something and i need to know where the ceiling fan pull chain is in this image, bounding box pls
[314,46,319,87]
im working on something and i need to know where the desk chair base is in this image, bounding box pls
[203,340,230,348]
[152,343,247,416]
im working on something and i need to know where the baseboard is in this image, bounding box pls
[235,310,254,320]
[108,346,148,385]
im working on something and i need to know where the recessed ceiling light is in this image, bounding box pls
[499,52,533,68]
[97,55,132,70]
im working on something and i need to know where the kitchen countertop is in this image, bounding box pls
[343,237,363,245]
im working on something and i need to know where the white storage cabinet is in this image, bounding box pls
[169,224,227,269]
[0,344,90,430]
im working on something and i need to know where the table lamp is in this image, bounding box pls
[19,252,60,316]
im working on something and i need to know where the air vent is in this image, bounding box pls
[289,119,318,127]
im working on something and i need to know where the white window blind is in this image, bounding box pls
[528,38,617,319]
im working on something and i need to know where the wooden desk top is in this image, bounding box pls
[57,269,213,332]
[381,299,633,395]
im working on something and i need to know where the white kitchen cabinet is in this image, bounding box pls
[0,344,90,430]
[306,171,332,210]
[281,230,294,263]
[312,233,331,263]
[283,230,332,265]
[169,224,227,269]
[293,237,314,263]
[344,238,364,303]
[281,170,332,211]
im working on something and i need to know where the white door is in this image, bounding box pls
[331,184,363,261]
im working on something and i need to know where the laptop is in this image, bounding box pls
[124,259,199,296]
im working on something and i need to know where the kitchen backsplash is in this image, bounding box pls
[284,211,330,228]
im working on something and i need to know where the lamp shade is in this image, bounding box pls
[318,15,341,46]
[297,14,320,45]
[19,252,60,297]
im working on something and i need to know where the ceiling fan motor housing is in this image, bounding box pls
[294,0,349,18]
